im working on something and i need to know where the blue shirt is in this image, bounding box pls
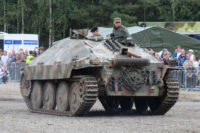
[177,54,187,66]
[172,52,177,58]
[11,56,16,62]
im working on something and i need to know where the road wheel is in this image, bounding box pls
[56,82,69,112]
[69,82,82,115]
[31,81,43,109]
[43,82,56,110]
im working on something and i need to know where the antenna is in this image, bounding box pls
[143,0,146,23]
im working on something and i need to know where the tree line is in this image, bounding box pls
[0,0,200,48]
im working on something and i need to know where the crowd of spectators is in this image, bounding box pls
[0,45,200,89]
[146,45,200,88]
[0,47,44,84]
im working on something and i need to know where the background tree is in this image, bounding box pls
[0,0,200,48]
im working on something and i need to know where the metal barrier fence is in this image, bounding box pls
[3,63,200,90]
[7,62,25,82]
[171,67,200,90]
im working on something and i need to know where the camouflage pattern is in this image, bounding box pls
[139,22,200,33]
[23,36,178,97]
[114,17,121,23]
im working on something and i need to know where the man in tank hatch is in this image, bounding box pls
[112,17,131,44]
[87,26,103,41]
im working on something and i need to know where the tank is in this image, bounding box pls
[20,29,180,116]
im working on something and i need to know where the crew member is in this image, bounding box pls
[112,17,130,43]
[88,26,103,41]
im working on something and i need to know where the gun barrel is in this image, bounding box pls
[112,58,150,67]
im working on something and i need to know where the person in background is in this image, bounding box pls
[188,60,195,88]
[15,53,21,63]
[33,47,39,57]
[39,47,44,55]
[19,48,23,53]
[0,64,3,84]
[193,56,199,87]
[11,50,16,62]
[154,52,160,59]
[26,51,34,64]
[7,53,13,64]
[163,52,172,64]
[177,49,187,66]
[34,47,44,57]
[188,49,194,62]
[183,54,194,89]
[1,51,8,65]
[183,54,191,68]
[0,64,8,84]
[19,49,25,62]
[159,48,168,59]
[160,51,167,61]
[24,50,29,60]
[172,45,182,59]
[193,56,199,75]
[0,49,2,61]
[197,57,200,86]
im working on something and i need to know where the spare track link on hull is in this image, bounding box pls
[151,77,180,115]
[20,75,98,116]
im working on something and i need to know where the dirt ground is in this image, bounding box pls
[0,83,200,133]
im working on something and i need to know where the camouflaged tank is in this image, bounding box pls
[20,29,180,116]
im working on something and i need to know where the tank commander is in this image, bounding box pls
[112,17,131,44]
[87,26,103,41]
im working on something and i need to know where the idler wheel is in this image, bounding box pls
[69,76,98,116]
[148,76,180,115]
[56,82,69,112]
[20,74,31,97]
[31,81,43,109]
[43,82,56,110]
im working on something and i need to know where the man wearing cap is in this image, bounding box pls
[159,48,168,58]
[188,49,194,62]
[112,17,130,43]
[88,26,103,41]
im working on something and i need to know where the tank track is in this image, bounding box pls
[151,76,180,115]
[20,75,98,116]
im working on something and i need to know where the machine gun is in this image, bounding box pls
[109,33,135,47]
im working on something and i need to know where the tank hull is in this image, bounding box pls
[20,38,180,116]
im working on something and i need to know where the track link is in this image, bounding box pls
[20,75,98,116]
[151,76,180,115]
